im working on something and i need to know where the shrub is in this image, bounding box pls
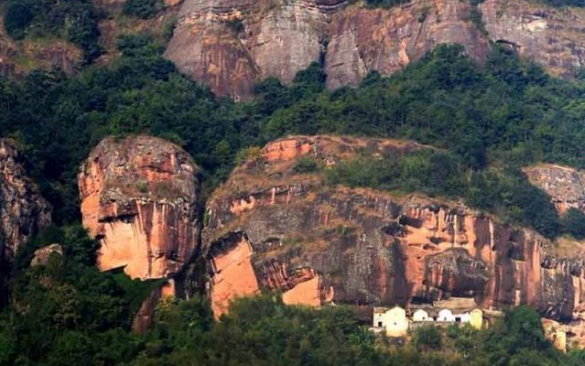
[235,147,263,164]
[413,326,443,350]
[293,156,320,174]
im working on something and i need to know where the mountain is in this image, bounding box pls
[3,0,585,363]
[165,0,585,99]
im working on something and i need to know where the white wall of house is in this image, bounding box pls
[413,309,432,322]
[438,309,455,322]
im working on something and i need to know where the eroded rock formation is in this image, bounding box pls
[524,164,585,214]
[165,0,585,99]
[481,0,585,78]
[0,139,52,302]
[202,135,585,342]
[78,135,201,280]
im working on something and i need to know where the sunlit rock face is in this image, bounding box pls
[202,135,585,326]
[165,0,584,99]
[78,135,201,280]
[325,0,490,89]
[0,139,52,303]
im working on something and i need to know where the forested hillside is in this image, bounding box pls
[2,36,585,238]
[2,3,585,362]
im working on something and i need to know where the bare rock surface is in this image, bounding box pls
[78,135,201,280]
[202,134,585,343]
[0,139,51,302]
[165,0,585,99]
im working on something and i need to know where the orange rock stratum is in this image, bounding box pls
[202,135,585,345]
[78,136,201,280]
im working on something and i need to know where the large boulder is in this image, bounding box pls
[78,136,201,280]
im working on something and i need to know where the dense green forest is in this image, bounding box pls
[2,226,585,365]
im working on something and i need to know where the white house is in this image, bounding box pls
[372,298,485,337]
[373,306,410,337]
[412,309,433,322]
[438,309,455,322]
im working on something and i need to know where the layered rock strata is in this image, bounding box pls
[202,134,585,340]
[524,164,585,214]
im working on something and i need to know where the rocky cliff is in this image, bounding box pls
[165,0,585,99]
[0,139,52,302]
[78,135,202,280]
[202,135,585,339]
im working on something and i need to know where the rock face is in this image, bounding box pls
[165,0,585,99]
[203,135,585,335]
[524,164,585,214]
[325,0,489,90]
[481,0,585,78]
[131,280,176,333]
[78,136,201,280]
[0,139,52,302]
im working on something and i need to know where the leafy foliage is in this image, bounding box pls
[293,156,321,174]
[2,41,585,237]
[413,326,443,350]
[562,208,585,239]
[3,3,34,40]
[123,0,164,19]
[2,0,102,61]
[325,151,562,238]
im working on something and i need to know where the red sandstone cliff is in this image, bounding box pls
[0,139,52,302]
[202,136,585,347]
[78,135,202,280]
[165,0,585,99]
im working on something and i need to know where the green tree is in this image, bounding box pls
[413,326,443,350]
[562,208,585,239]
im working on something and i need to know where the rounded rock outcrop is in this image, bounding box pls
[78,136,201,280]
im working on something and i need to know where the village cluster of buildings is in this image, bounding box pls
[372,297,485,337]
[371,297,571,352]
